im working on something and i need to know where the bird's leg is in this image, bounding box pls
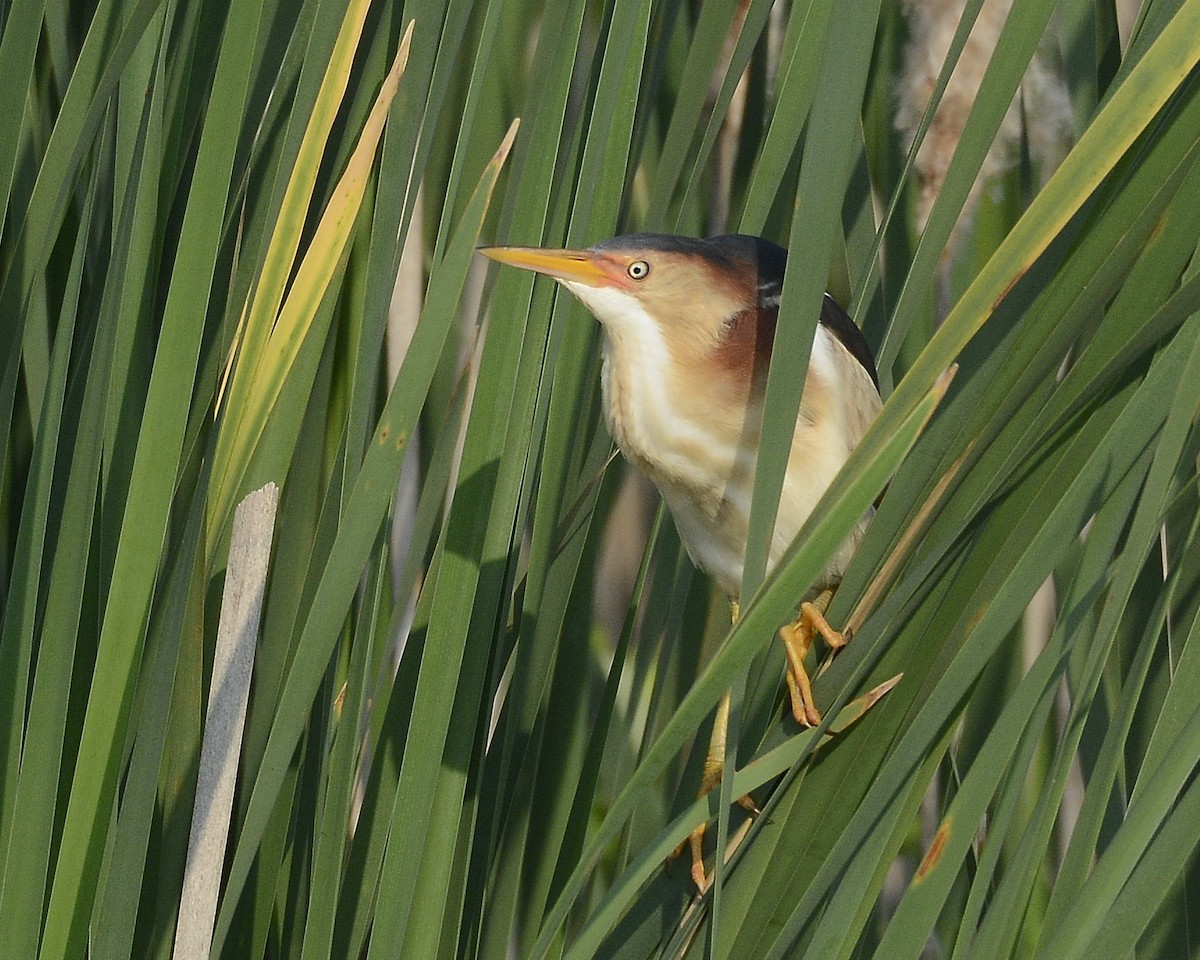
[778,588,847,727]
[688,690,729,889]
[681,601,758,891]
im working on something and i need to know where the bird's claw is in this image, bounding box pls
[779,588,849,726]
[672,790,760,892]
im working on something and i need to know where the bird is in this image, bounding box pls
[480,233,882,888]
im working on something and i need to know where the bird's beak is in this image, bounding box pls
[478,245,618,288]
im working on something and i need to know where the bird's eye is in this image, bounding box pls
[627,260,650,280]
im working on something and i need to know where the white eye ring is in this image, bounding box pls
[627,260,650,280]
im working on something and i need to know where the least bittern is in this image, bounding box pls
[481,234,881,888]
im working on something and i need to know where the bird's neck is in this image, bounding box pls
[599,335,757,494]
[598,338,665,472]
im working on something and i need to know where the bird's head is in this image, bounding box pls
[480,233,786,381]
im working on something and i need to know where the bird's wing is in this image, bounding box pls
[819,294,878,390]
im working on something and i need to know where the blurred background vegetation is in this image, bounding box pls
[2,0,1199,956]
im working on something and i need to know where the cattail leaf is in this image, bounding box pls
[206,20,414,553]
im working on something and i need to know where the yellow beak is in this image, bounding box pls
[478,245,618,288]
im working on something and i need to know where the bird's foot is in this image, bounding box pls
[778,588,849,727]
[673,757,759,891]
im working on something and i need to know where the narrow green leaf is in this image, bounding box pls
[37,0,266,951]
[210,119,518,954]
[207,21,414,550]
